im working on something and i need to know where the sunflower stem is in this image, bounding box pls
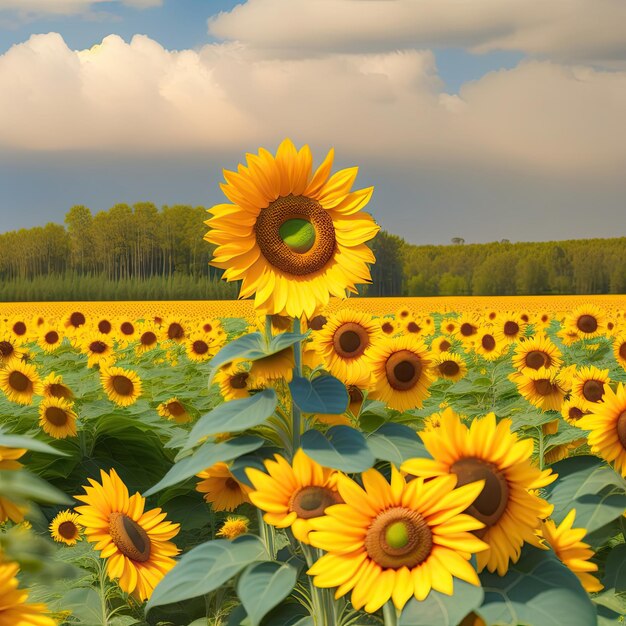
[257,508,277,559]
[291,317,303,455]
[96,557,110,626]
[382,601,400,626]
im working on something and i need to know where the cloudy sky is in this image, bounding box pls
[0,0,625,245]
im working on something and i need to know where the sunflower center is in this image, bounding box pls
[439,340,451,352]
[364,507,432,569]
[568,407,584,421]
[58,520,78,540]
[385,350,423,391]
[0,341,14,357]
[334,323,369,358]
[225,477,240,491]
[451,458,509,530]
[193,340,209,355]
[109,512,151,562]
[90,341,107,354]
[45,331,59,344]
[616,411,626,449]
[289,485,342,519]
[98,320,112,334]
[582,380,604,403]
[46,406,68,426]
[534,378,556,396]
[70,312,85,328]
[279,218,316,253]
[230,373,249,389]
[504,321,519,336]
[619,343,626,360]
[112,375,134,396]
[167,401,186,417]
[120,322,134,335]
[460,323,477,337]
[13,321,26,335]
[9,371,30,392]
[255,195,336,276]
[407,321,421,334]
[348,385,364,404]
[141,331,157,345]
[481,335,496,351]
[49,383,71,399]
[526,350,548,369]
[577,315,598,334]
[168,323,184,339]
[381,322,395,335]
[271,315,293,331]
[308,315,327,331]
[439,360,460,377]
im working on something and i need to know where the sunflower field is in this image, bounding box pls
[1,140,626,626]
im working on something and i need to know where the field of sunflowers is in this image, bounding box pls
[1,140,626,626]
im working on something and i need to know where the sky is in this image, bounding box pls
[0,0,625,245]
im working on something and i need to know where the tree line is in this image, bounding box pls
[0,204,625,299]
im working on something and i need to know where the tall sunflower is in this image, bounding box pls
[0,560,57,626]
[38,397,78,439]
[204,139,379,318]
[511,336,562,374]
[402,410,555,575]
[564,305,606,339]
[307,465,487,613]
[100,366,142,407]
[246,449,342,543]
[74,468,180,601]
[0,360,42,405]
[577,382,626,477]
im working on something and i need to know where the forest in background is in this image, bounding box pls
[1,203,625,300]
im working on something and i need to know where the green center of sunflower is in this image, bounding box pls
[365,507,432,569]
[616,411,626,449]
[0,341,14,357]
[109,512,151,562]
[9,371,30,392]
[582,379,604,403]
[279,219,316,253]
[112,375,134,396]
[439,360,460,377]
[481,335,496,351]
[451,457,509,532]
[57,520,78,540]
[526,350,548,369]
[289,485,342,519]
[46,406,68,426]
[577,315,598,334]
[385,350,422,391]
[255,195,336,275]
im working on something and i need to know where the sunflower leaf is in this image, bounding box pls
[365,423,428,466]
[237,561,298,626]
[207,332,267,384]
[301,426,374,473]
[603,543,626,592]
[0,431,68,456]
[185,389,277,450]
[0,468,73,505]
[146,536,267,611]
[289,375,349,415]
[143,436,264,496]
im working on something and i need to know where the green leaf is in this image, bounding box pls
[143,436,264,496]
[478,547,596,626]
[267,331,309,353]
[0,469,73,505]
[289,375,349,415]
[0,431,68,456]
[237,561,298,626]
[208,333,266,381]
[147,536,267,610]
[301,426,374,473]
[186,389,277,449]
[59,588,103,625]
[545,456,626,532]
[366,423,428,465]
[400,579,483,626]
[604,544,626,592]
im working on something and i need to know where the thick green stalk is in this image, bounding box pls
[382,601,399,626]
[257,508,277,559]
[292,316,303,454]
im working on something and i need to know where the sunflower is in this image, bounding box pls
[246,449,342,543]
[38,397,77,439]
[50,509,82,545]
[561,396,591,426]
[402,317,425,336]
[185,333,213,363]
[0,333,24,365]
[205,138,379,318]
[196,462,251,512]
[215,364,256,401]
[41,373,74,402]
[100,366,142,407]
[379,318,397,336]
[81,333,115,369]
[402,410,555,575]
[8,317,30,342]
[135,322,160,355]
[511,335,562,374]
[161,317,187,343]
[556,326,581,346]
[307,465,487,613]
[532,312,553,331]
[564,305,606,339]
[430,352,467,382]
[578,382,626,477]
[249,347,294,384]
[366,335,433,412]
[198,318,223,336]
[37,325,64,353]
[510,367,568,412]
[430,335,453,354]
[313,309,380,386]
[570,366,611,410]
[0,360,42,405]
[494,312,528,344]
[0,446,28,523]
[63,310,87,333]
[157,397,192,424]
[216,516,250,540]
[544,439,586,465]
[472,328,505,361]
[115,318,138,344]
[539,510,603,592]
[0,560,57,626]
[75,468,180,601]
[453,314,480,343]
[94,317,114,335]
[440,318,459,336]
[396,307,412,320]
[613,333,626,370]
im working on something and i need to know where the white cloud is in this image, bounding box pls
[207,0,626,65]
[0,0,160,16]
[1,32,625,180]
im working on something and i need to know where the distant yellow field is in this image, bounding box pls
[2,294,625,321]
